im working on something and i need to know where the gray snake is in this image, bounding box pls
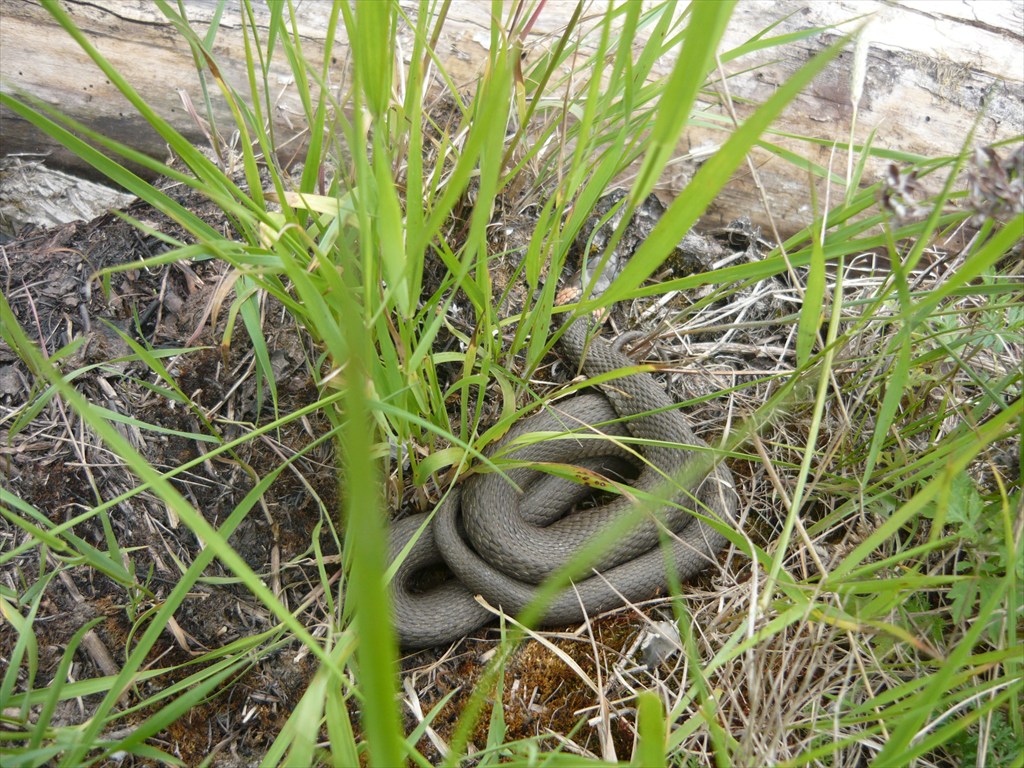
[388,308,736,650]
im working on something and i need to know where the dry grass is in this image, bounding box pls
[1,2,1020,766]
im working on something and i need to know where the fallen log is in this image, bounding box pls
[1,0,1021,235]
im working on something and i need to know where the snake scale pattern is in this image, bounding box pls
[388,307,736,649]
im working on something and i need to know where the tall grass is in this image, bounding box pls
[1,0,1020,765]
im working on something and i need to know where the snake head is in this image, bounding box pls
[571,249,623,298]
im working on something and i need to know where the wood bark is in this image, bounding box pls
[1,0,1021,236]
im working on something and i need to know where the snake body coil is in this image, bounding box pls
[388,312,735,650]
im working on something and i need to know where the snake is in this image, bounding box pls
[388,300,736,650]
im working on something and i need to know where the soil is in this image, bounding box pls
[1,171,762,763]
[6,169,1012,766]
[1,177,342,765]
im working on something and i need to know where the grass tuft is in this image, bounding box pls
[1,1,1020,766]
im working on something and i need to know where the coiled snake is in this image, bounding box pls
[388,300,736,649]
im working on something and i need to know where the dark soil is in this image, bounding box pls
[1,178,769,765]
[1,178,340,765]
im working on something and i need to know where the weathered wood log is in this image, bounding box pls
[1,0,1021,236]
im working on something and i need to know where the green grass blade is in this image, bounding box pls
[601,32,850,307]
[633,692,667,767]
[631,0,734,202]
